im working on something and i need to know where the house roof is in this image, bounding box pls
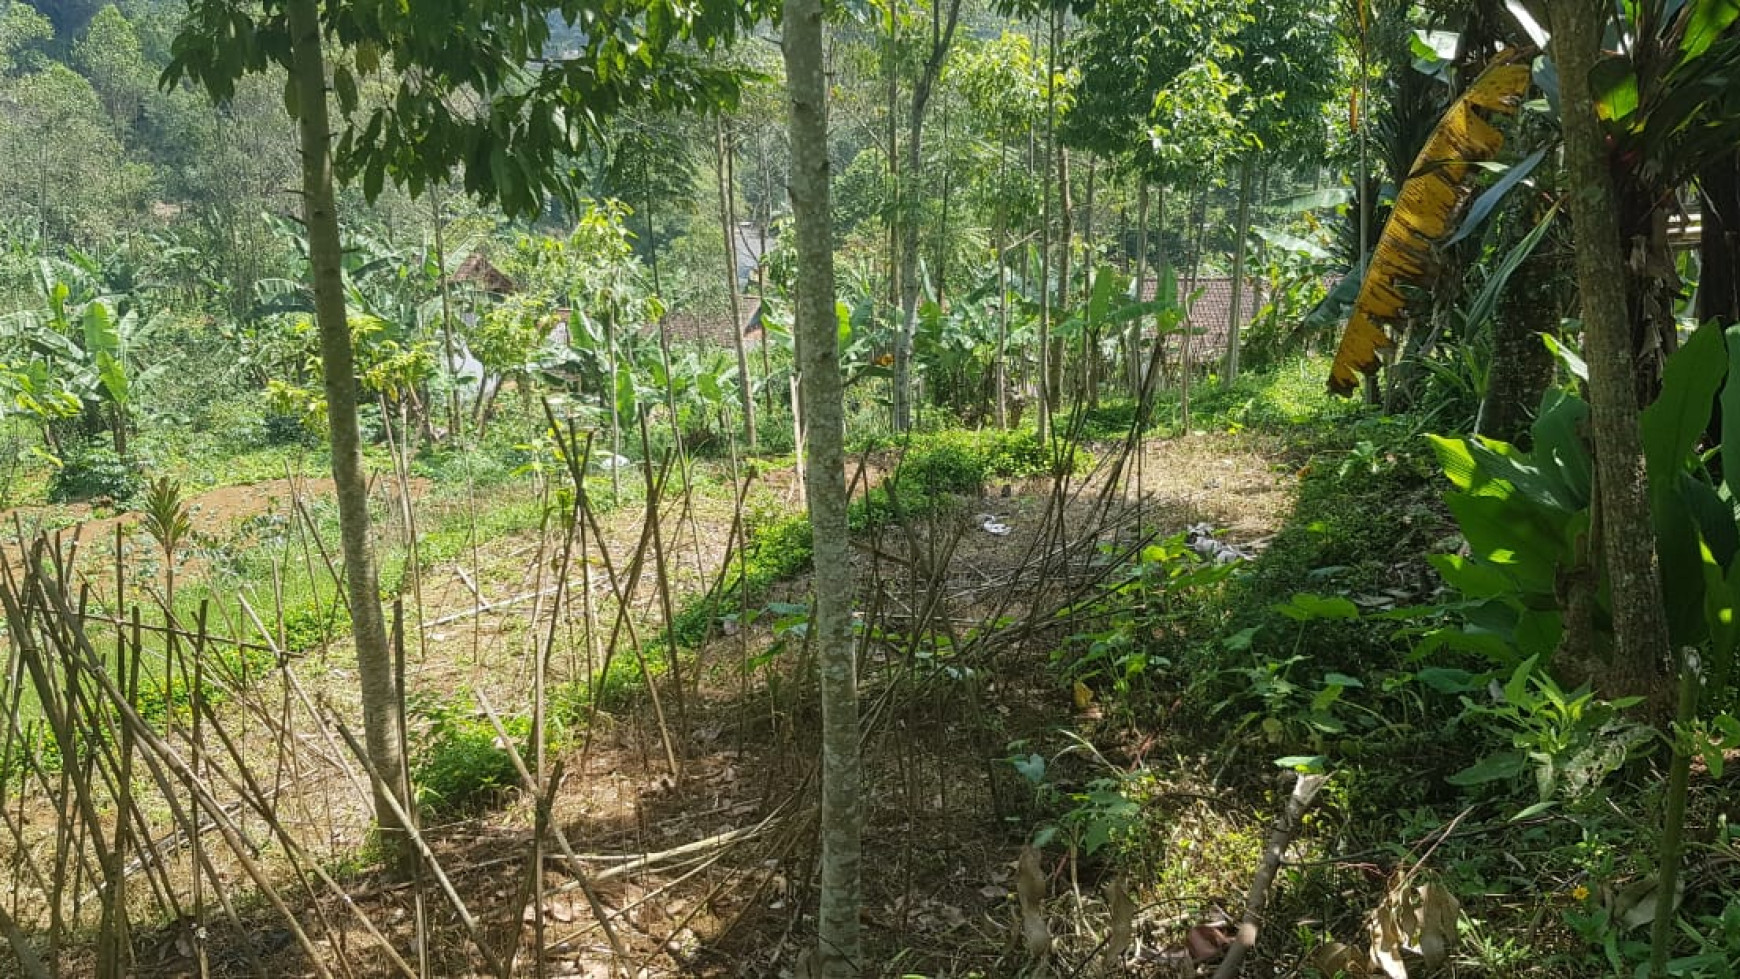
[1138,276,1262,361]
[451,253,517,294]
[654,295,765,347]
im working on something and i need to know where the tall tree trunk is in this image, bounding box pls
[1224,158,1254,380]
[1547,0,1669,694]
[995,138,1010,428]
[1480,211,1564,444]
[1130,181,1150,397]
[892,0,966,431]
[783,2,860,974]
[285,0,408,875]
[1052,144,1072,407]
[431,185,461,439]
[1082,155,1098,405]
[1036,8,1059,439]
[716,120,757,451]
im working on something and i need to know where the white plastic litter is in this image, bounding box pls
[975,513,1012,536]
[1185,523,1252,564]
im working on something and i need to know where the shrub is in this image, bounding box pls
[48,442,143,505]
[409,693,534,819]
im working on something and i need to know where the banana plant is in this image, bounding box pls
[0,257,163,457]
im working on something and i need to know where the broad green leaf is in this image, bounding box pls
[1253,226,1331,260]
[1447,750,1528,785]
[1680,0,1740,59]
[1641,318,1726,493]
[1444,492,1568,592]
[1446,149,1551,249]
[1266,188,1353,212]
[1429,553,1515,600]
[1429,435,1481,490]
[1468,438,1579,511]
[1529,387,1592,504]
[1275,755,1327,773]
[1275,593,1360,621]
[1590,55,1639,123]
[1702,538,1739,663]
[1543,334,1588,381]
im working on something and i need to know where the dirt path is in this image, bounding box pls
[14,434,1301,978]
[374,433,1301,976]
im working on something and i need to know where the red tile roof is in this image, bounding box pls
[1138,276,1261,363]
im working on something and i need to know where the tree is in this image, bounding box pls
[783,0,861,975]
[1544,0,1669,694]
[72,5,153,129]
[0,62,147,246]
[889,0,966,432]
[1064,0,1335,382]
[166,0,760,875]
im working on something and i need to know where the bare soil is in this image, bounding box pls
[7,434,1297,978]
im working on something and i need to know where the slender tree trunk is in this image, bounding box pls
[716,120,758,451]
[1130,182,1150,397]
[1548,0,1669,694]
[891,0,966,431]
[1082,155,1098,405]
[784,4,860,975]
[995,139,1010,428]
[1224,158,1254,380]
[1480,210,1564,444]
[884,1,900,424]
[1052,144,1072,407]
[431,185,461,439]
[285,0,408,875]
[1035,9,1058,439]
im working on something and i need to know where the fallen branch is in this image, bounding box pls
[1213,773,1326,979]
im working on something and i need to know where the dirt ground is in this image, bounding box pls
[6,433,1299,978]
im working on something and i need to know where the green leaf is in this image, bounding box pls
[1543,334,1588,382]
[1445,147,1551,248]
[1468,437,1579,511]
[333,65,358,114]
[1722,326,1740,491]
[1510,799,1558,821]
[1590,55,1639,123]
[1323,672,1364,689]
[1416,667,1480,694]
[1641,318,1727,493]
[1529,387,1592,504]
[1447,750,1528,786]
[1680,0,1740,60]
[1274,593,1360,621]
[1266,188,1353,212]
[1253,226,1332,260]
[1274,755,1327,774]
[1429,435,1481,491]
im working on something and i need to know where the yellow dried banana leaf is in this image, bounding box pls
[1328,54,1532,396]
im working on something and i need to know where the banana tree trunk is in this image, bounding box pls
[285,0,408,876]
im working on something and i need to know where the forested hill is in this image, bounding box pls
[0,0,724,324]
